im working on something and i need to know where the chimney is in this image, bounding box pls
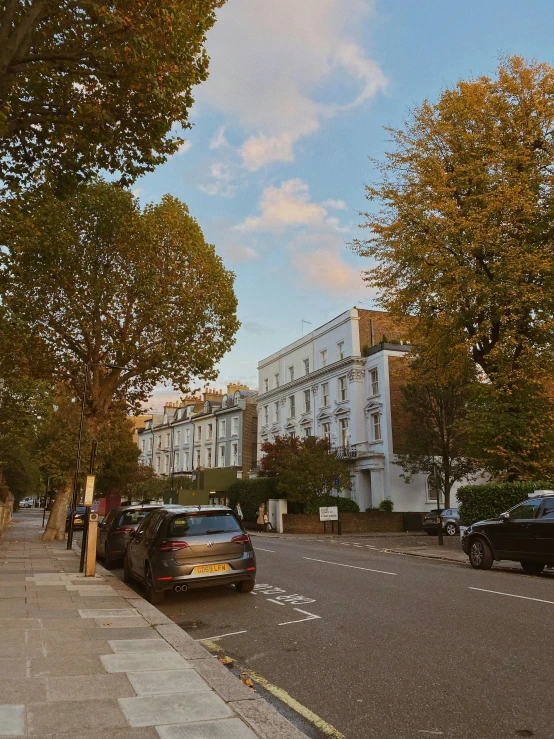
[227,382,251,395]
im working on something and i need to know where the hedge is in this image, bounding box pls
[457,480,554,525]
[303,495,360,514]
[226,478,279,521]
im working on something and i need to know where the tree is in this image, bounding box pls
[258,435,302,477]
[0,0,226,189]
[1,180,239,538]
[395,338,479,508]
[354,56,554,383]
[260,436,352,506]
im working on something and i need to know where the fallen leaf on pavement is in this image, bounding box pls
[218,656,234,665]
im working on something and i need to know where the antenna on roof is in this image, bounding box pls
[301,319,312,336]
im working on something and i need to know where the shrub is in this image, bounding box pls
[226,478,279,521]
[378,499,394,512]
[303,496,360,515]
[457,480,554,525]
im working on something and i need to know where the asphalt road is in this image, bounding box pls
[98,534,554,739]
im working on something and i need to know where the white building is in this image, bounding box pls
[256,308,464,512]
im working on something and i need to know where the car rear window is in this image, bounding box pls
[168,512,242,537]
[117,509,154,527]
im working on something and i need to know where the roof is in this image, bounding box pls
[162,505,232,513]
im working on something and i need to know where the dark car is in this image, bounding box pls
[461,494,554,574]
[123,505,256,604]
[423,508,460,537]
[96,505,165,569]
[65,505,87,531]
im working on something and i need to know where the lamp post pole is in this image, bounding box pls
[435,462,444,546]
[67,364,88,550]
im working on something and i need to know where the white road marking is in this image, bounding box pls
[469,587,554,605]
[340,543,351,546]
[196,630,247,641]
[266,598,286,606]
[255,547,276,553]
[353,545,363,548]
[278,608,322,626]
[303,557,397,576]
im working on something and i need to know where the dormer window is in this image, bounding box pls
[204,401,209,413]
[234,391,241,404]
[222,394,228,408]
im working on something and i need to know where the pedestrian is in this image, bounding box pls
[263,511,270,532]
[257,505,265,533]
[235,502,244,521]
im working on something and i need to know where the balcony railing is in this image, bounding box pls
[333,445,357,459]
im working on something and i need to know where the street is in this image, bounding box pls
[102,534,554,739]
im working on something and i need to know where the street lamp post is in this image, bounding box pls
[434,462,444,546]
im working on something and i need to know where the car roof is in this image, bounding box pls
[162,505,232,514]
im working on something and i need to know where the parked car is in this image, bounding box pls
[124,505,256,604]
[19,498,34,508]
[461,493,554,574]
[65,505,87,531]
[423,508,460,537]
[96,505,165,569]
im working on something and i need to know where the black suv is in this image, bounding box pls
[461,494,554,574]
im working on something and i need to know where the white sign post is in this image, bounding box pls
[319,506,341,535]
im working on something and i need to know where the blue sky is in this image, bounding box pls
[140,0,554,408]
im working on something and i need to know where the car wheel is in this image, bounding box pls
[123,554,133,583]
[103,544,114,570]
[468,537,493,570]
[235,579,255,593]
[145,564,165,605]
[445,522,457,537]
[520,561,546,576]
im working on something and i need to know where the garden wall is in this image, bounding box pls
[282,511,407,534]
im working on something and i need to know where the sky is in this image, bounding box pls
[139,0,554,409]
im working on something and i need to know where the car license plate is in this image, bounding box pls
[193,564,230,575]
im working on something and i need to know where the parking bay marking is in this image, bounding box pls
[469,586,554,606]
[278,608,322,626]
[196,630,247,641]
[255,547,276,553]
[303,557,397,576]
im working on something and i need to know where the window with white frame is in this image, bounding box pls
[220,419,226,437]
[304,428,311,438]
[322,422,331,442]
[196,450,201,468]
[264,378,269,393]
[219,446,225,467]
[304,389,311,413]
[369,368,379,396]
[176,430,181,445]
[232,417,239,435]
[371,412,382,441]
[207,448,212,468]
[289,431,296,439]
[207,423,213,440]
[274,402,279,423]
[289,395,296,418]
[197,426,202,441]
[264,405,269,425]
[338,375,347,401]
[185,428,190,444]
[174,452,179,470]
[338,341,345,360]
[148,438,153,451]
[339,418,349,447]
[232,443,238,466]
[156,456,161,472]
[288,365,294,381]
[141,439,145,451]
[320,349,327,367]
[184,452,189,470]
[166,432,170,447]
[274,372,280,388]
[303,358,309,375]
[164,456,169,473]
[322,382,329,406]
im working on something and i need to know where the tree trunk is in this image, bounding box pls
[39,476,73,541]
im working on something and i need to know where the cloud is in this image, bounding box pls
[292,248,366,297]
[236,178,347,231]
[199,0,386,170]
[222,243,259,263]
[176,141,192,155]
[199,162,236,197]
[210,126,228,150]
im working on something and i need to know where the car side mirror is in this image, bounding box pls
[500,512,510,522]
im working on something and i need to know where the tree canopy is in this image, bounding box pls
[0,0,225,189]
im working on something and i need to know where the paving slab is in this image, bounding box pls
[229,699,309,739]
[31,654,105,677]
[0,704,25,736]
[108,639,174,654]
[155,624,214,660]
[188,660,261,703]
[53,729,158,739]
[46,674,135,702]
[101,652,191,674]
[93,616,150,628]
[78,608,141,619]
[156,718,259,739]
[27,699,128,735]
[119,692,233,727]
[126,669,208,696]
[0,617,42,630]
[86,627,162,641]
[0,658,29,679]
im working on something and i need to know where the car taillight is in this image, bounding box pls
[111,527,133,536]
[231,534,251,544]
[158,541,189,552]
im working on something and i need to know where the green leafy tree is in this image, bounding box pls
[0,0,226,189]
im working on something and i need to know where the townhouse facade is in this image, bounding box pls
[256,308,465,512]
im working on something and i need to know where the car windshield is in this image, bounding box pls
[117,509,154,527]
[168,512,242,537]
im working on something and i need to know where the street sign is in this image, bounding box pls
[83,475,95,506]
[333,478,340,487]
[319,506,339,521]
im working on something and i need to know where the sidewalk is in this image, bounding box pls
[0,511,308,739]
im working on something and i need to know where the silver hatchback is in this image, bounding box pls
[123,505,256,604]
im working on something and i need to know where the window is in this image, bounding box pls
[148,438,153,451]
[232,443,238,466]
[164,456,169,473]
[232,417,239,435]
[220,419,226,437]
[168,511,241,537]
[176,430,181,445]
[274,402,279,423]
[338,341,345,360]
[371,412,382,441]
[174,452,179,470]
[304,428,311,438]
[322,382,329,407]
[184,452,189,471]
[207,448,212,468]
[339,418,349,447]
[274,373,280,388]
[542,498,554,518]
[304,358,310,375]
[166,432,170,447]
[197,426,202,441]
[320,349,327,367]
[289,395,296,418]
[207,423,213,440]
[322,422,331,442]
[185,429,190,444]
[264,405,269,425]
[141,440,145,451]
[369,368,379,396]
[156,457,161,472]
[264,378,269,393]
[304,389,311,413]
[196,450,201,468]
[508,499,542,520]
[338,376,347,401]
[219,446,225,467]
[288,365,294,382]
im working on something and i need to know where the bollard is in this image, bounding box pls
[85,512,98,577]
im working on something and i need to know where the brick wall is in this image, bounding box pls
[282,511,405,534]
[241,398,258,473]
[388,355,412,454]
[358,309,415,350]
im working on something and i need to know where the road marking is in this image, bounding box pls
[196,630,247,641]
[266,598,286,606]
[255,547,276,553]
[340,543,351,546]
[278,608,322,626]
[243,668,346,738]
[469,587,554,605]
[353,544,363,548]
[303,557,397,576]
